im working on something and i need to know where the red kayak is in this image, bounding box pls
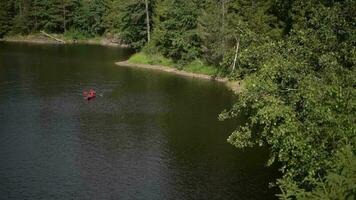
[83,89,96,101]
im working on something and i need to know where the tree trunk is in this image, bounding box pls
[145,0,150,42]
[19,0,23,16]
[34,3,38,30]
[62,0,66,33]
[232,38,240,71]
[222,0,225,27]
[221,0,225,50]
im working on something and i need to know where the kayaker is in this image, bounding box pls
[83,90,88,97]
[89,88,96,97]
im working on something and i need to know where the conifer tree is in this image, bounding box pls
[105,0,154,49]
[0,0,15,37]
[152,0,200,62]
[12,0,32,34]
[73,0,109,36]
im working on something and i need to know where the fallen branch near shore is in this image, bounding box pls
[40,31,66,43]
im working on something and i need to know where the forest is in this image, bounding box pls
[0,0,355,199]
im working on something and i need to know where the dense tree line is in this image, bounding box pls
[218,1,355,199]
[1,0,355,199]
[0,0,111,37]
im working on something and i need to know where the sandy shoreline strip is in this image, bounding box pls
[115,61,241,93]
[0,37,129,47]
[0,38,63,44]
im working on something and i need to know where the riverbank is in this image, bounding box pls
[0,33,129,47]
[0,37,241,92]
[115,60,242,93]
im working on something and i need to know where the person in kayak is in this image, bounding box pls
[83,90,88,97]
[89,89,96,97]
[83,89,96,100]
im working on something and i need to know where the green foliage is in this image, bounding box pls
[129,53,218,76]
[198,0,283,74]
[184,60,218,76]
[63,28,89,40]
[197,0,225,66]
[128,52,174,66]
[277,145,356,200]
[1,0,355,199]
[30,0,77,33]
[0,0,109,36]
[73,0,110,36]
[104,0,154,49]
[220,0,356,199]
[11,0,32,34]
[44,0,65,32]
[0,0,15,37]
[151,0,201,61]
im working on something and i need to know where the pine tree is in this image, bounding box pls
[198,0,227,66]
[0,0,15,37]
[73,0,110,36]
[225,0,282,73]
[105,0,153,49]
[151,0,200,62]
[12,0,32,34]
[24,0,79,33]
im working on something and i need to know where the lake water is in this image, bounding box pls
[0,42,278,200]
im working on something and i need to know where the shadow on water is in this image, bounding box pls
[0,42,279,200]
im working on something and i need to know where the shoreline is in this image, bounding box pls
[0,36,129,48]
[115,61,242,93]
[0,38,241,93]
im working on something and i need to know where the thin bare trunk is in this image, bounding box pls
[34,4,38,30]
[222,0,225,27]
[232,38,240,71]
[62,0,66,33]
[221,0,225,50]
[145,0,150,42]
[19,0,23,16]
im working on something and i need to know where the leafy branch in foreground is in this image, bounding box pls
[220,1,355,199]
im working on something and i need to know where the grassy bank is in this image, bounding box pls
[124,52,241,93]
[128,53,219,76]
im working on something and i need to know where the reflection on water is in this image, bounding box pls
[0,42,278,200]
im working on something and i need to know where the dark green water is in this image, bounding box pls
[0,42,278,200]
